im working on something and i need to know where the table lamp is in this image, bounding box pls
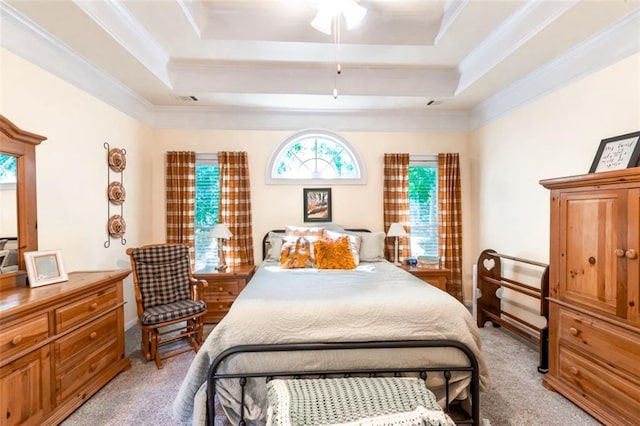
[387,222,408,266]
[210,223,232,271]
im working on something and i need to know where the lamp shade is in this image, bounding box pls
[209,223,232,239]
[387,223,408,237]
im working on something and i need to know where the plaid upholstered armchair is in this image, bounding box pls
[126,243,208,368]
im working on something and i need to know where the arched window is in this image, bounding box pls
[266,130,366,184]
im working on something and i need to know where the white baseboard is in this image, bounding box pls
[125,318,139,331]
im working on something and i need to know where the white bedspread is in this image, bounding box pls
[173,260,489,425]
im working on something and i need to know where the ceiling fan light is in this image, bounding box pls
[310,8,334,35]
[342,0,367,30]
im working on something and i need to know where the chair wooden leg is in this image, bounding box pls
[141,326,152,361]
[151,329,163,369]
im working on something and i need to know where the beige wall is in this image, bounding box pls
[3,44,638,326]
[469,52,640,327]
[1,49,155,325]
[470,52,640,262]
[149,131,472,281]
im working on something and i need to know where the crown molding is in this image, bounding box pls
[169,61,459,97]
[72,0,172,88]
[470,8,640,130]
[456,0,578,95]
[0,2,156,126]
[150,105,470,132]
[434,0,469,46]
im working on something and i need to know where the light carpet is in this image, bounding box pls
[62,324,601,426]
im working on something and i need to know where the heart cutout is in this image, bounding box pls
[483,258,495,272]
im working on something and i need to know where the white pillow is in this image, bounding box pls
[266,232,284,261]
[348,231,386,262]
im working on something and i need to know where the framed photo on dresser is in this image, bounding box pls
[24,249,68,287]
[589,131,640,173]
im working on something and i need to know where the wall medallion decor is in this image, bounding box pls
[108,147,127,172]
[108,181,126,205]
[104,142,127,247]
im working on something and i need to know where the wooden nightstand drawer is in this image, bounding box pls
[208,281,241,296]
[196,265,256,323]
[55,286,118,333]
[558,308,640,378]
[558,345,640,425]
[54,311,118,368]
[400,265,449,292]
[0,313,49,362]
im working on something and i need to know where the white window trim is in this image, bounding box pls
[265,129,367,185]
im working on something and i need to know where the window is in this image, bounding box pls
[194,154,220,272]
[267,130,366,184]
[408,155,438,258]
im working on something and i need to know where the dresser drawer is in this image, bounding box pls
[0,314,49,361]
[559,345,640,425]
[558,308,640,378]
[208,281,240,296]
[55,340,120,403]
[55,286,118,333]
[54,311,118,368]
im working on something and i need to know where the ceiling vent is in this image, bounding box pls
[426,99,443,106]
[171,94,199,102]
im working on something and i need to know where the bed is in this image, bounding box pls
[173,227,489,425]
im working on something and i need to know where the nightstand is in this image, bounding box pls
[195,265,256,323]
[401,265,450,292]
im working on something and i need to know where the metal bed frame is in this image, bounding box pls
[206,339,480,426]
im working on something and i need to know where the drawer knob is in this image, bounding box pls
[569,327,579,336]
[569,366,578,376]
[89,331,98,340]
[218,287,224,292]
[626,249,637,260]
[218,304,224,309]
[89,302,98,310]
[90,363,98,372]
[11,335,22,346]
[615,249,625,258]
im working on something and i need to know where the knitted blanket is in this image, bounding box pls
[266,377,456,426]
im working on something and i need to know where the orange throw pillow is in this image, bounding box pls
[279,236,314,269]
[313,236,357,270]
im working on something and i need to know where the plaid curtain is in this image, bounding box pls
[438,153,463,302]
[218,152,255,266]
[383,153,410,263]
[166,152,195,254]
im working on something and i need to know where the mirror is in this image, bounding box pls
[0,115,46,289]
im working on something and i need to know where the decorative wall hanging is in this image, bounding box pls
[104,142,127,247]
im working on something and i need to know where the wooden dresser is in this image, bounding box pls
[0,270,131,425]
[195,265,255,323]
[540,168,639,426]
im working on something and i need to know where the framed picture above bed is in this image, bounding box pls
[588,131,640,173]
[303,188,332,222]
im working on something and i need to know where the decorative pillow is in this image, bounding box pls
[266,232,284,261]
[348,231,386,262]
[279,236,315,269]
[323,229,362,265]
[284,225,325,238]
[313,236,357,270]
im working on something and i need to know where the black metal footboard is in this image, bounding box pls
[206,339,480,426]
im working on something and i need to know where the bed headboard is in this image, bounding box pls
[262,228,371,261]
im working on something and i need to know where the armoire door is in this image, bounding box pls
[558,189,628,318]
